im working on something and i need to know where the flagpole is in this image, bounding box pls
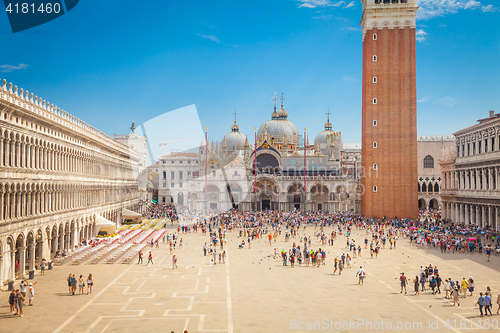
[254,127,257,211]
[304,127,306,212]
[205,127,208,210]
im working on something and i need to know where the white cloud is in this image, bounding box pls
[297,0,347,8]
[417,95,433,103]
[197,34,220,43]
[0,64,28,72]
[312,14,333,19]
[342,76,359,83]
[416,29,428,42]
[344,1,356,9]
[482,4,497,12]
[436,96,459,107]
[342,26,361,31]
[416,0,497,20]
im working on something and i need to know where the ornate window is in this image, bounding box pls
[423,155,434,169]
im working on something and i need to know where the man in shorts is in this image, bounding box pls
[356,266,365,285]
[400,273,408,294]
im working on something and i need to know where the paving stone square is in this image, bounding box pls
[2,224,500,333]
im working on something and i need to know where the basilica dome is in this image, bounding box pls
[314,117,335,155]
[224,120,246,151]
[257,119,295,145]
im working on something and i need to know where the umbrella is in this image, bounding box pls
[469,238,476,241]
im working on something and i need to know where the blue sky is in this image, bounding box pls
[1,0,499,148]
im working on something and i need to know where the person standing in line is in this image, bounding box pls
[356,266,365,285]
[78,275,85,295]
[137,251,143,264]
[28,282,37,306]
[476,292,485,317]
[400,273,407,294]
[484,292,493,316]
[414,276,420,296]
[87,274,94,294]
[172,254,178,269]
[147,251,153,265]
[40,258,47,276]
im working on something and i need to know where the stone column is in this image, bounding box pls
[495,206,499,231]
[465,171,469,190]
[42,236,50,262]
[465,204,469,224]
[0,137,4,167]
[28,243,35,271]
[489,168,494,190]
[18,246,26,277]
[10,250,15,281]
[481,206,486,228]
[5,139,10,166]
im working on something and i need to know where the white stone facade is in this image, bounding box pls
[0,79,146,287]
[441,111,500,229]
[360,0,418,41]
[417,135,456,210]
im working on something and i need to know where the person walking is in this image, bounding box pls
[338,259,344,275]
[78,275,85,295]
[484,292,493,316]
[137,251,143,264]
[400,273,408,294]
[40,258,47,276]
[452,282,461,306]
[71,274,77,295]
[87,274,93,294]
[28,282,37,306]
[468,277,475,296]
[414,276,420,295]
[203,243,207,256]
[444,279,451,299]
[461,277,469,298]
[356,266,365,285]
[147,251,153,265]
[476,292,485,317]
[333,257,338,274]
[172,254,178,269]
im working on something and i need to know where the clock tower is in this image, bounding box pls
[360,0,418,219]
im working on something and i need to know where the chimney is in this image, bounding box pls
[490,110,495,118]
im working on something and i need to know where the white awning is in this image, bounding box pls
[122,208,142,217]
[95,214,116,227]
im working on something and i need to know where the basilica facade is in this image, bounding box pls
[181,99,361,213]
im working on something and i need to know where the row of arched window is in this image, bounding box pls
[0,129,135,179]
[0,182,138,221]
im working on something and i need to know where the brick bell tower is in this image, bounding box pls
[360,0,418,219]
